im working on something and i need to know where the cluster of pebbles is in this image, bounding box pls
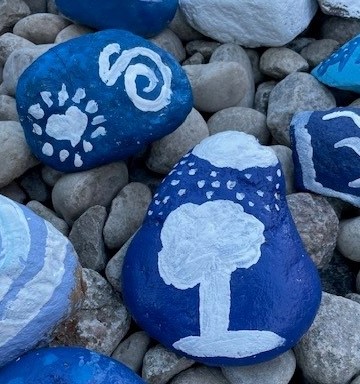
[0,0,360,383]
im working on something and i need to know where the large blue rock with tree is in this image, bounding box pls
[122,131,322,366]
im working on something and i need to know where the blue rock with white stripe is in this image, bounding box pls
[0,347,146,383]
[16,29,193,172]
[291,107,360,207]
[122,131,321,366]
[0,195,82,367]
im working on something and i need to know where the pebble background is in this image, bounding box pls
[0,1,360,383]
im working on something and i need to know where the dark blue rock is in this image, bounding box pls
[122,131,322,366]
[0,347,146,383]
[312,34,360,93]
[55,0,178,37]
[290,107,360,207]
[16,29,193,172]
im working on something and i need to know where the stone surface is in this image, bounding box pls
[52,161,128,224]
[16,29,192,172]
[0,33,35,66]
[287,193,339,268]
[0,195,83,367]
[318,0,360,18]
[41,165,63,186]
[0,347,146,383]
[123,131,321,366]
[182,52,204,66]
[245,48,264,85]
[150,29,186,63]
[55,0,178,37]
[321,16,360,44]
[300,39,340,67]
[146,108,209,174]
[23,0,47,13]
[186,40,220,61]
[271,145,295,194]
[295,292,360,384]
[0,181,26,204]
[54,24,94,44]
[267,72,336,146]
[19,167,49,202]
[51,268,130,356]
[179,0,318,48]
[170,366,229,384]
[0,95,18,121]
[69,205,108,271]
[222,350,296,384]
[337,216,360,262]
[291,107,360,206]
[168,8,204,42]
[0,0,30,35]
[254,81,277,115]
[103,183,152,250]
[142,345,195,384]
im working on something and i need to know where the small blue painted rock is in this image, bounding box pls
[291,107,360,207]
[0,347,146,383]
[16,29,193,172]
[312,34,360,93]
[55,0,178,38]
[122,131,322,366]
[0,195,82,367]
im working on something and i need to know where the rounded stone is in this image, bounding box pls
[150,28,186,63]
[0,94,18,121]
[321,16,360,44]
[0,0,30,35]
[168,7,204,42]
[337,217,360,262]
[0,32,35,66]
[170,366,228,384]
[271,145,295,194]
[54,24,94,44]
[300,39,340,68]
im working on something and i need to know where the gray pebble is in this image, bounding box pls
[168,8,204,42]
[321,16,360,44]
[0,121,38,188]
[351,376,360,384]
[46,0,58,14]
[142,344,195,384]
[295,292,360,384]
[254,81,277,115]
[0,32,34,66]
[41,165,64,186]
[286,37,316,53]
[0,95,18,121]
[300,39,340,68]
[0,0,30,35]
[287,193,339,268]
[103,182,152,250]
[69,206,108,271]
[245,48,264,84]
[182,52,204,65]
[260,47,309,79]
[318,0,360,19]
[23,0,47,13]
[271,145,295,194]
[19,168,49,202]
[26,200,69,235]
[185,40,220,61]
[222,350,296,384]
[0,181,26,203]
[267,72,336,146]
[52,161,128,224]
[170,366,229,384]
[350,98,360,107]
[146,108,209,174]
[150,28,186,62]
[55,24,94,43]
[207,107,270,144]
[337,217,360,262]
[345,293,360,305]
[112,331,151,373]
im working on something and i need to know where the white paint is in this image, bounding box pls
[226,181,236,190]
[266,176,273,181]
[58,84,69,106]
[189,169,197,175]
[91,126,106,139]
[28,103,44,119]
[245,174,252,179]
[197,180,205,188]
[72,88,86,104]
[236,193,245,200]
[275,204,280,211]
[85,100,98,114]
[59,149,69,162]
[148,210,153,216]
[248,201,254,207]
[206,191,214,199]
[32,124,42,135]
[83,140,93,152]
[171,180,180,186]
[74,154,83,167]
[155,200,160,205]
[210,171,217,177]
[323,110,360,128]
[98,43,173,112]
[177,171,183,175]
[40,91,53,108]
[257,190,264,197]
[180,160,187,165]
[178,189,186,196]
[265,205,271,211]
[277,169,282,177]
[211,181,220,188]
[276,184,280,189]
[91,115,106,125]
[42,142,53,156]
[275,193,280,200]
[188,162,195,166]
[163,196,170,204]
[334,137,360,157]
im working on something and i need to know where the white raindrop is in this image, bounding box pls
[171,180,180,186]
[211,181,220,188]
[266,176,273,182]
[277,169,282,177]
[257,190,264,197]
[226,181,236,190]
[245,174,252,179]
[206,191,214,199]
[197,180,205,188]
[210,171,217,177]
[74,154,83,167]
[188,169,197,175]
[236,193,245,200]
[178,189,186,196]
[42,142,53,156]
[248,201,254,207]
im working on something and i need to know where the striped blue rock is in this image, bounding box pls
[0,195,82,367]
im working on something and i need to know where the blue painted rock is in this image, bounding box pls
[291,107,360,207]
[0,195,82,367]
[16,29,193,173]
[122,131,322,366]
[0,347,146,383]
[55,0,178,38]
[312,34,360,93]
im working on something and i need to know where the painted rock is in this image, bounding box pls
[0,347,146,383]
[0,195,82,367]
[312,34,360,93]
[290,107,360,207]
[55,0,178,38]
[16,29,193,172]
[122,131,322,366]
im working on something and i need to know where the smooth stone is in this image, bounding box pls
[0,121,39,188]
[318,0,360,18]
[260,47,309,79]
[0,181,26,204]
[346,292,360,304]
[52,161,128,224]
[168,8,204,42]
[26,200,69,235]
[0,95,18,121]
[271,145,295,194]
[245,48,264,84]
[47,0,58,14]
[183,62,247,112]
[41,165,63,186]
[51,268,131,355]
[69,205,108,271]
[142,344,195,384]
[122,131,322,365]
[350,98,360,107]
[312,34,360,93]
[19,167,49,202]
[103,183,152,250]
[23,0,47,13]
[16,29,192,172]
[182,52,204,66]
[146,108,209,174]
[254,81,277,115]
[150,28,186,63]
[0,347,145,383]
[300,39,340,68]
[286,193,339,268]
[0,33,35,66]
[185,40,220,61]
[112,331,151,373]
[170,366,228,384]
[286,37,316,53]
[321,16,360,44]
[290,107,360,206]
[0,0,30,34]
[267,72,336,146]
[0,195,83,367]
[337,216,360,262]
[207,107,270,145]
[222,350,296,384]
[13,13,70,44]
[179,0,318,47]
[55,0,178,37]
[55,24,94,44]
[295,292,360,384]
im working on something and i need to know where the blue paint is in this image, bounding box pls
[16,29,193,172]
[291,107,360,207]
[55,0,178,37]
[312,34,360,93]
[122,132,322,366]
[0,347,146,383]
